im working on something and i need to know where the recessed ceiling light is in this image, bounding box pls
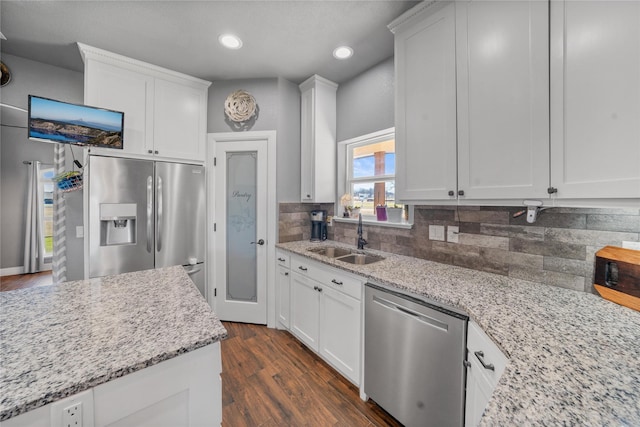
[219,34,242,50]
[333,46,353,60]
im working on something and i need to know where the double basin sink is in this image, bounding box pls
[308,246,385,265]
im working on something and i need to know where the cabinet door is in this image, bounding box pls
[395,2,458,201]
[300,87,315,202]
[550,1,640,198]
[456,0,549,200]
[319,286,361,385]
[154,78,207,162]
[464,356,494,427]
[290,272,320,351]
[277,265,291,329]
[85,60,153,157]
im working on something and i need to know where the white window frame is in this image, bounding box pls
[336,127,413,228]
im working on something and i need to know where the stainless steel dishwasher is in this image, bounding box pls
[364,283,468,427]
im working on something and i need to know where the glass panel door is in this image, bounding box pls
[226,152,257,302]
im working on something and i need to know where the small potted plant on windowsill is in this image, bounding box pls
[387,204,403,223]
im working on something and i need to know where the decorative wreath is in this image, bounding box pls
[224,90,257,123]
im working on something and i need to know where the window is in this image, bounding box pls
[338,128,411,226]
[41,166,55,260]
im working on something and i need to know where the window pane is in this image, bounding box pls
[351,180,399,216]
[353,155,374,178]
[385,152,395,175]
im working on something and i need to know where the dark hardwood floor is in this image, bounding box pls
[0,271,52,292]
[2,274,399,425]
[221,321,401,427]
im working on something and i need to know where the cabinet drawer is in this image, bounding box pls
[467,321,508,387]
[276,250,290,268]
[313,268,362,300]
[290,254,363,300]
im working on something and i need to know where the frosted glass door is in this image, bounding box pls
[226,152,258,302]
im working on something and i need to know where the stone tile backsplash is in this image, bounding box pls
[279,203,640,293]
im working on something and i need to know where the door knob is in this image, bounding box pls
[250,239,265,245]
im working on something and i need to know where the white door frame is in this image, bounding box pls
[207,131,277,327]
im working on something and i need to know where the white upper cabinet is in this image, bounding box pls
[153,78,207,161]
[550,1,640,199]
[456,0,550,200]
[391,1,549,202]
[391,2,458,201]
[84,60,154,157]
[78,43,210,164]
[299,75,338,203]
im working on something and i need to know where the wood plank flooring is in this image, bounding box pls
[221,321,401,427]
[0,271,52,292]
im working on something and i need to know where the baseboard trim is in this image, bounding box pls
[1,265,52,277]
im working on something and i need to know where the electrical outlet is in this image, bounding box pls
[62,402,82,427]
[447,226,459,243]
[622,241,640,250]
[429,225,445,241]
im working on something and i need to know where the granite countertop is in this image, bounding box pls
[0,266,227,421]
[277,241,640,426]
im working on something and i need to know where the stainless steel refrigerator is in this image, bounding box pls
[87,155,206,297]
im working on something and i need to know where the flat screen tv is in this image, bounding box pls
[28,95,124,149]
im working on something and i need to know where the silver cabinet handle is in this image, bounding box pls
[250,239,265,245]
[146,176,153,253]
[156,175,163,252]
[474,351,495,371]
[298,266,308,271]
[331,279,343,286]
[184,265,202,275]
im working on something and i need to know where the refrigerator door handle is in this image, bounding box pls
[157,175,163,252]
[146,176,153,253]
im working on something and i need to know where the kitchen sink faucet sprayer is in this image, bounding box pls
[357,214,367,250]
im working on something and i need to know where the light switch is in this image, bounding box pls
[76,226,84,238]
[429,225,445,241]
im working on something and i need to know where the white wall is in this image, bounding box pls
[336,56,395,142]
[207,77,301,202]
[0,53,84,278]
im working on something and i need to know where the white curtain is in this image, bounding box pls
[24,161,45,273]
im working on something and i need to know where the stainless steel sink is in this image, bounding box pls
[308,247,353,258]
[337,253,385,265]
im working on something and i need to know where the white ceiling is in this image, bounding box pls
[0,0,418,84]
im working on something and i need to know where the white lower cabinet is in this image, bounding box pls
[289,253,363,385]
[276,250,292,329]
[465,321,508,427]
[319,286,361,384]
[290,271,321,350]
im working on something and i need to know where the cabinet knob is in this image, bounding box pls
[448,190,455,197]
[155,150,159,155]
[306,194,311,198]
[547,187,558,194]
[284,272,289,276]
[148,150,153,154]
[458,190,465,196]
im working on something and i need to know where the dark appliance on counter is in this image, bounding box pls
[594,246,640,312]
[310,210,327,242]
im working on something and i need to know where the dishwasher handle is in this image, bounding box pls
[374,295,449,332]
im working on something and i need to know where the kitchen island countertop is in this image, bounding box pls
[0,266,227,421]
[277,240,640,426]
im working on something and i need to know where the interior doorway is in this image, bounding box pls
[208,131,276,325]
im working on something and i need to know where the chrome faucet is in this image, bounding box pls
[357,214,367,250]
